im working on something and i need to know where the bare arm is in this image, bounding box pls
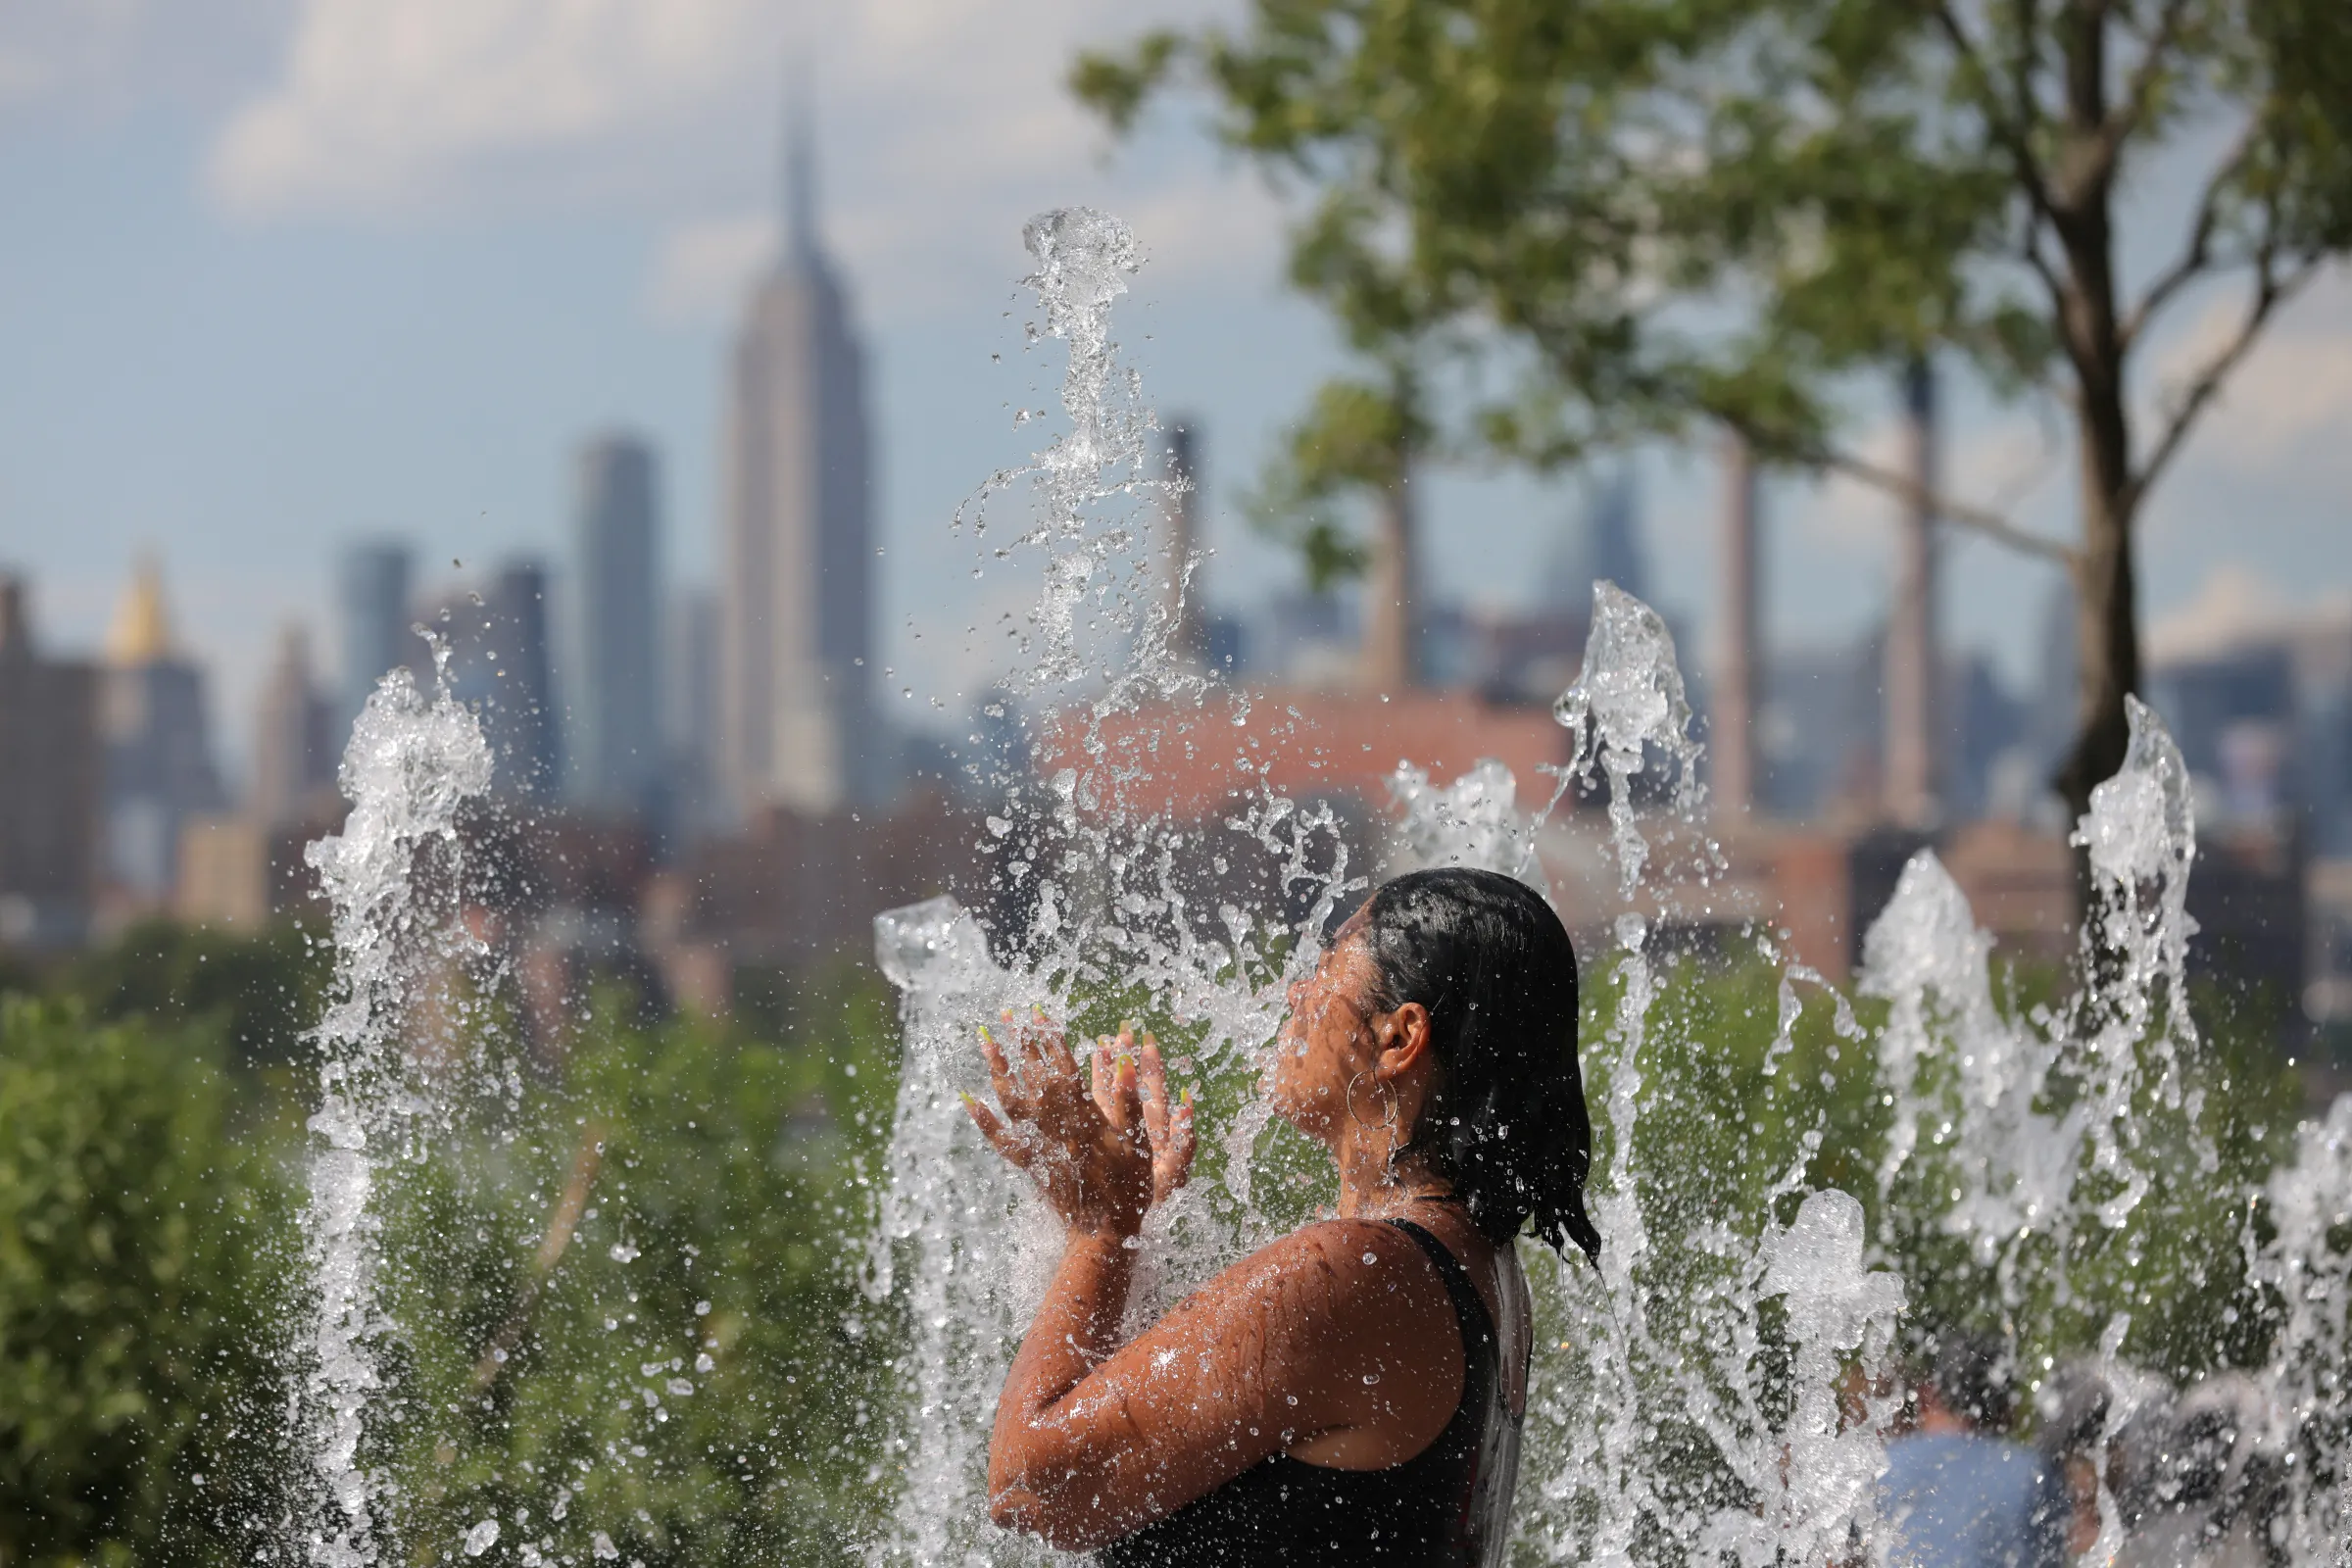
[985,1226,1139,1530]
[965,1019,1462,1552]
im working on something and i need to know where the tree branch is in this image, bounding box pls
[1809,444,2081,565]
[2128,255,2326,511]
[472,1119,607,1395]
[2022,208,2070,308]
[2086,0,2194,180]
[2121,122,2258,347]
[1933,0,2062,224]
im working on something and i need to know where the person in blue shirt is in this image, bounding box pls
[1880,1333,2072,1568]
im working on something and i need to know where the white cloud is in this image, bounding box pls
[207,0,1283,324]
[210,0,763,215]
[2144,267,2352,471]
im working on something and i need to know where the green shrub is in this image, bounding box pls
[0,998,298,1567]
[364,981,904,1567]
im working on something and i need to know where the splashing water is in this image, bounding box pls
[262,204,2352,1567]
[862,211,1357,1564]
[1552,581,1700,896]
[1387,758,1543,885]
[298,659,495,1567]
[870,221,1920,1562]
[865,207,2352,1558]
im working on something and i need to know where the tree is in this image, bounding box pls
[1074,0,2352,822]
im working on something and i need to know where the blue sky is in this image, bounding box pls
[3,0,2348,782]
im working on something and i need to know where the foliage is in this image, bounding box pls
[1073,0,2352,809]
[0,897,2316,1562]
[1242,372,1419,590]
[0,998,299,1568]
[364,978,904,1568]
[58,917,330,1076]
[1077,0,2352,483]
[1570,937,2301,1419]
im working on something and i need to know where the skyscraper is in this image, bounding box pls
[569,433,664,819]
[420,560,560,798]
[667,585,722,842]
[339,540,416,728]
[251,622,337,827]
[99,556,225,900]
[1584,466,1647,604]
[0,575,100,946]
[719,99,875,819]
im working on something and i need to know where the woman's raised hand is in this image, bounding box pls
[966,1013,1196,1240]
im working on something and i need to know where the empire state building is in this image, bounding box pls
[719,108,875,818]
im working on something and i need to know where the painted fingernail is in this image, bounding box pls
[978,1024,995,1049]
[958,1091,977,1107]
[1120,1016,1141,1037]
[1180,1086,1193,1107]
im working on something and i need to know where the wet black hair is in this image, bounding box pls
[1350,866,1600,1264]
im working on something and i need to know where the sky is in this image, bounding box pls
[3,0,2349,786]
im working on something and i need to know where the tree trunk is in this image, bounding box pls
[2056,493,2141,830]
[2055,358,2142,961]
[2049,9,2140,897]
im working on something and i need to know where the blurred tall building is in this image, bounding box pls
[423,560,560,798]
[718,101,876,819]
[568,433,664,820]
[1580,466,1647,605]
[99,557,225,901]
[339,540,416,728]
[0,575,100,945]
[667,585,723,842]
[251,622,338,827]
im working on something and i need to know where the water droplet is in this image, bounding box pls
[464,1518,500,1556]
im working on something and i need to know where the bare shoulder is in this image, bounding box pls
[1171,1217,1456,1338]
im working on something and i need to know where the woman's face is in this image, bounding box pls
[1267,912,1385,1141]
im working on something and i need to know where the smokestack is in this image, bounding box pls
[1161,421,1201,667]
[1714,430,1761,821]
[1884,357,1940,828]
[1361,463,1417,693]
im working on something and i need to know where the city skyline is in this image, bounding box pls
[4,4,2350,781]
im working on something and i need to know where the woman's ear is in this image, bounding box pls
[1376,1002,1433,1078]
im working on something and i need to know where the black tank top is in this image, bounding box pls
[1098,1218,1524,1567]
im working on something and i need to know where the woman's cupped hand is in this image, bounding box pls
[965,1013,1196,1241]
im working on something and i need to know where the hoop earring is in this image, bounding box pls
[1346,1071,1400,1144]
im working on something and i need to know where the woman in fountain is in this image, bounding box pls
[963,865,1600,1565]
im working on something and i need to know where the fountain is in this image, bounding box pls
[297,651,497,1567]
[858,206,2352,1565]
[279,203,2352,1567]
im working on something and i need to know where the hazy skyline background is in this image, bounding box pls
[5,0,2350,779]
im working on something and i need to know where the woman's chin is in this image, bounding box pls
[1262,1084,1332,1143]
